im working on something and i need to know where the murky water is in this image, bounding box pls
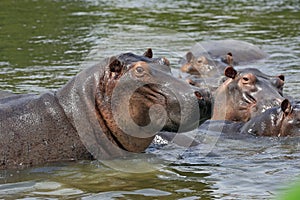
[0,0,299,199]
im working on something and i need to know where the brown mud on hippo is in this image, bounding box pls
[0,49,210,170]
[212,66,285,122]
[180,39,268,77]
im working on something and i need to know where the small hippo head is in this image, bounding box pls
[242,99,300,136]
[280,100,300,136]
[212,66,285,122]
[180,51,232,77]
[95,53,209,153]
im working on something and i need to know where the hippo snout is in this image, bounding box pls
[163,85,212,133]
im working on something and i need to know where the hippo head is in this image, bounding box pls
[241,99,300,136]
[95,59,204,153]
[180,51,232,77]
[212,66,285,122]
[93,52,209,154]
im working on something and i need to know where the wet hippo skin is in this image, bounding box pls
[0,49,207,169]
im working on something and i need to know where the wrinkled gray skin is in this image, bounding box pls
[241,99,300,136]
[212,66,285,122]
[0,49,207,169]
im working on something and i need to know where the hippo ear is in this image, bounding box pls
[108,56,123,73]
[281,99,292,116]
[278,74,285,82]
[143,48,153,58]
[224,66,237,79]
[226,52,233,66]
[186,51,195,62]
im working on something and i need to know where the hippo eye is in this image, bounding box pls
[135,66,145,74]
[197,59,203,64]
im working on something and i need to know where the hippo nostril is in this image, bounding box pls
[243,77,249,82]
[194,91,203,100]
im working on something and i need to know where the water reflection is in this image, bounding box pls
[0,161,212,199]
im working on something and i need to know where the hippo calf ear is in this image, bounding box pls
[281,99,292,116]
[224,66,237,79]
[108,56,123,73]
[186,51,195,62]
[143,48,153,58]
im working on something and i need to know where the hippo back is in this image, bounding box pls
[190,39,268,64]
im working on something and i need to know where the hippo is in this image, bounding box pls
[181,52,232,77]
[212,66,285,122]
[180,39,268,77]
[241,99,300,136]
[0,49,209,169]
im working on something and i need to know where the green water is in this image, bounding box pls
[0,0,299,199]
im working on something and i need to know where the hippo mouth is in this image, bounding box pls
[242,93,257,105]
[138,85,185,132]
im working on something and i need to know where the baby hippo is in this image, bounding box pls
[241,99,300,136]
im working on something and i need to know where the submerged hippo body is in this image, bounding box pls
[212,66,284,122]
[180,40,268,77]
[0,49,208,169]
